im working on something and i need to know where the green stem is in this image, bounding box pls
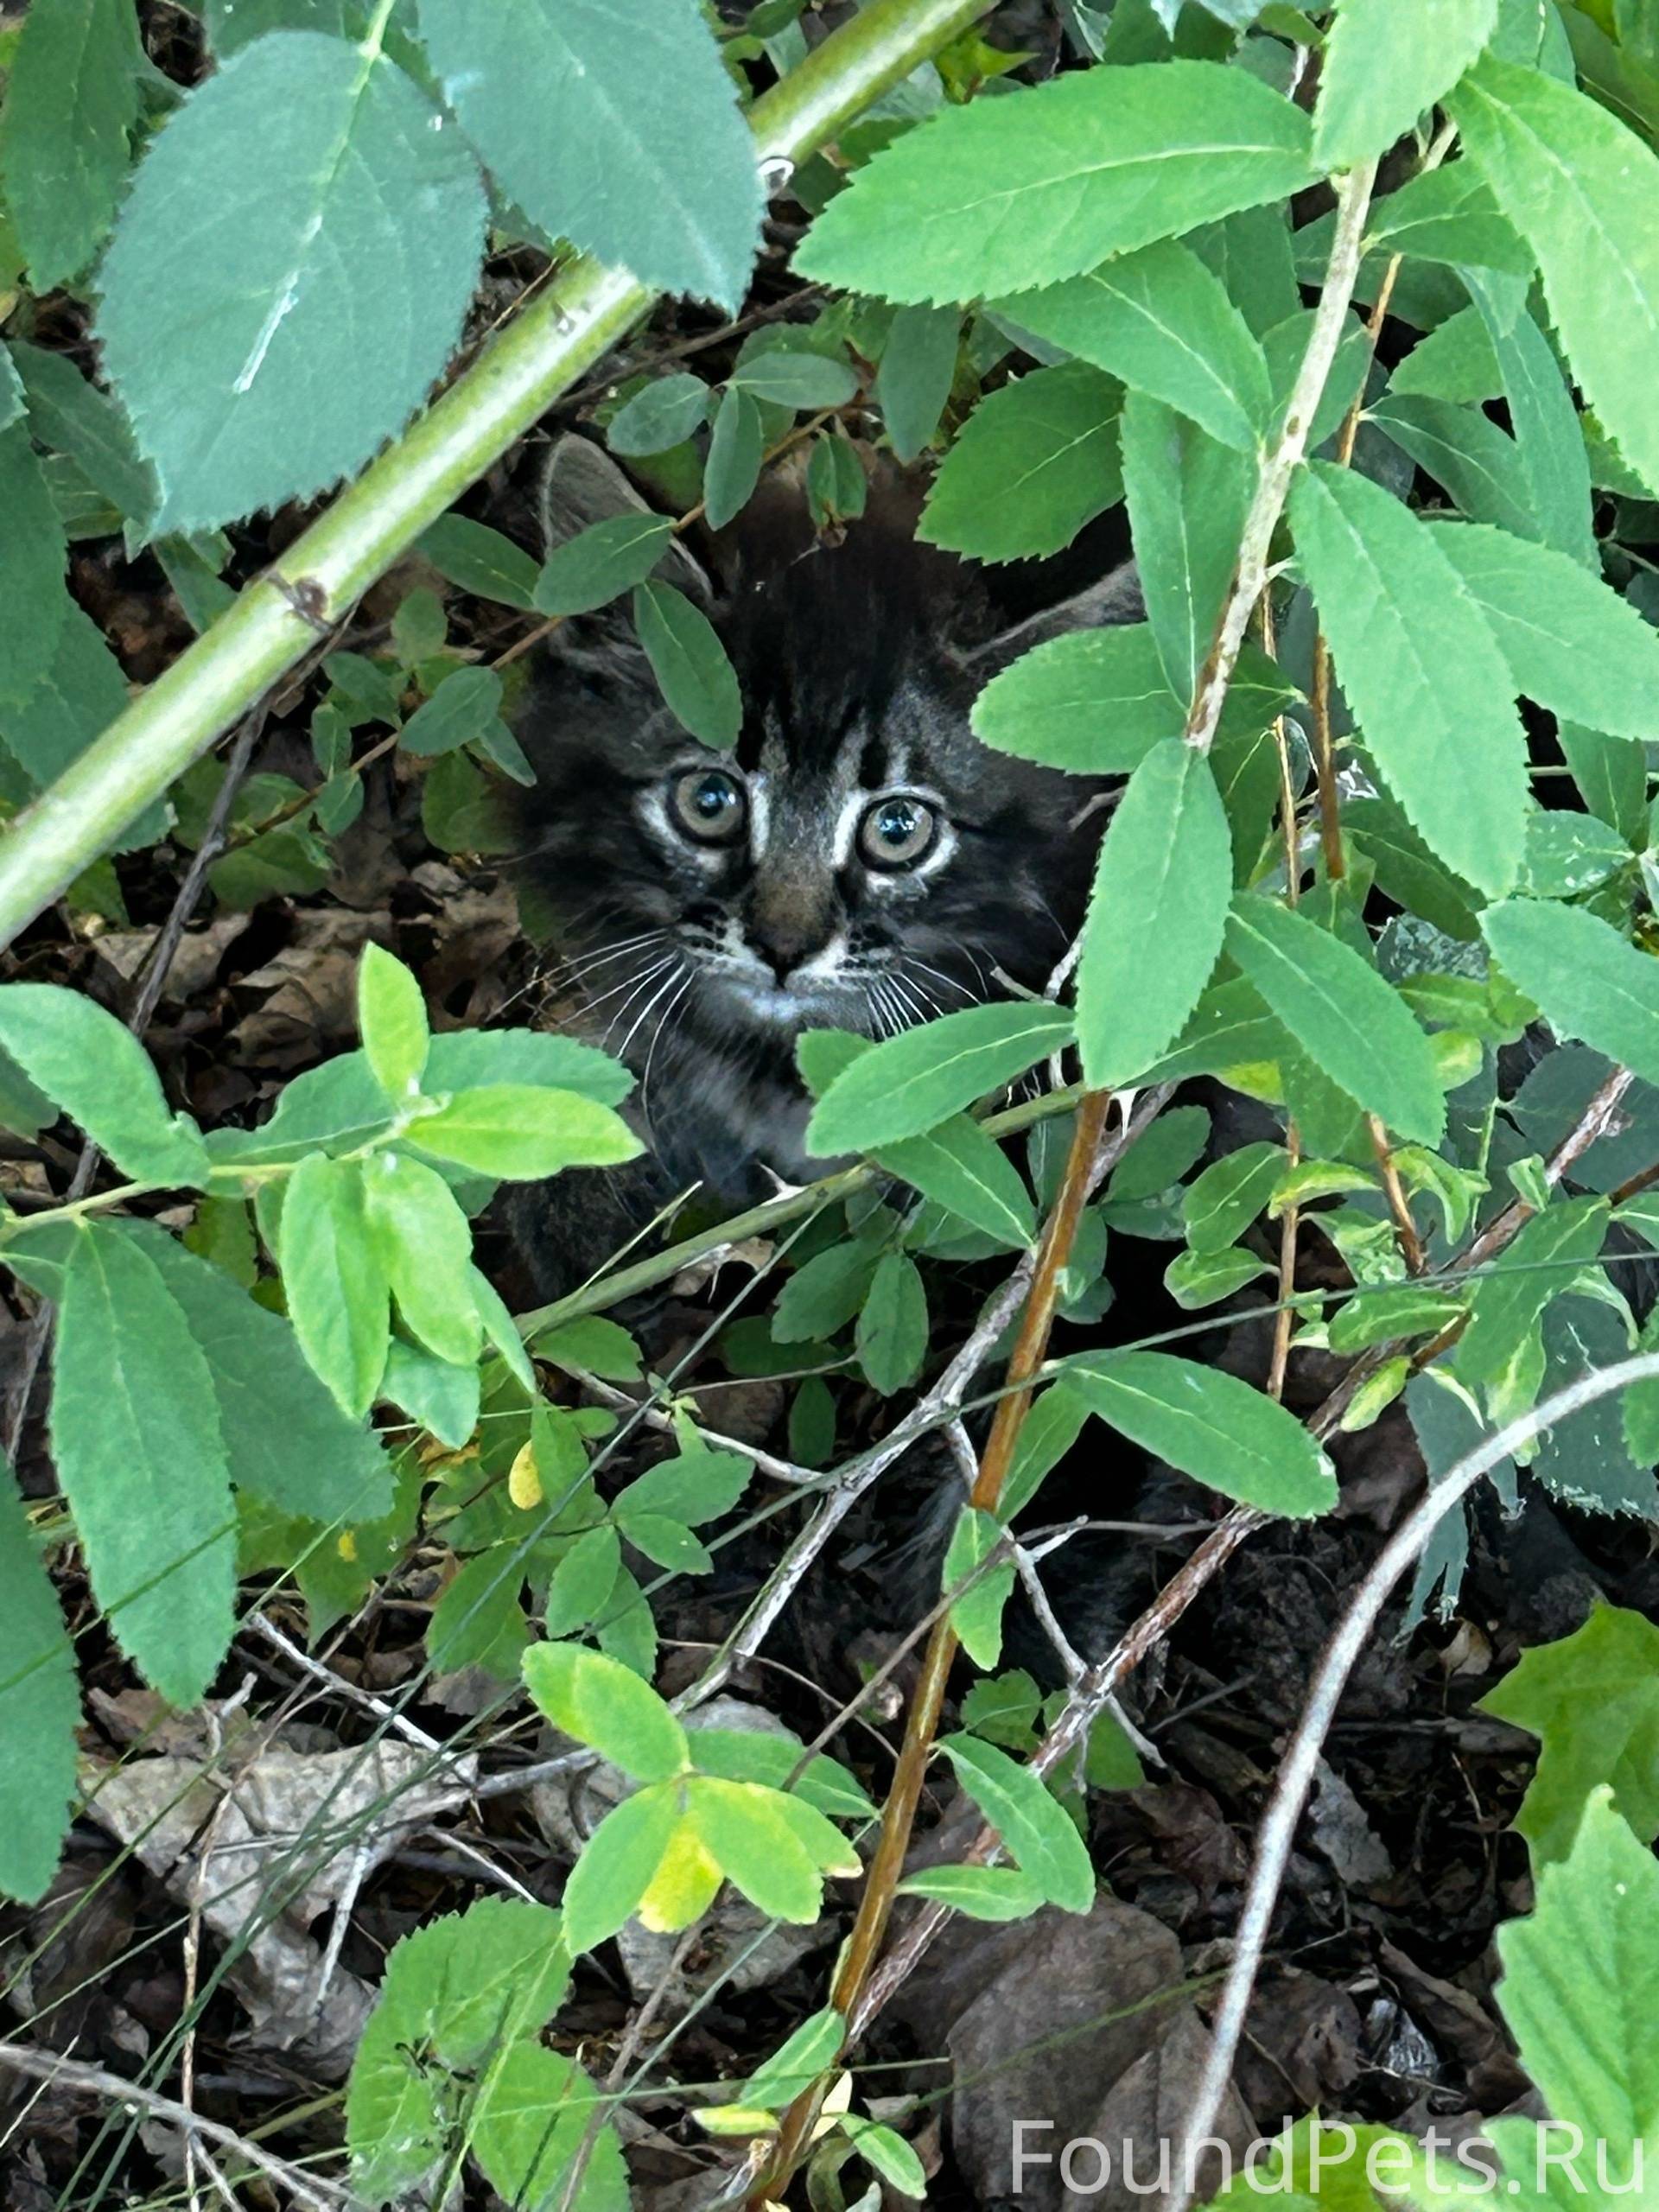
[0,0,993,953]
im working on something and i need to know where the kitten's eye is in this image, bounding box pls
[859,793,938,869]
[670,767,747,846]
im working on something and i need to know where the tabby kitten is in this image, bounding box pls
[508,438,1138,1296]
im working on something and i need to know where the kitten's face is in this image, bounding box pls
[512,446,1133,1183]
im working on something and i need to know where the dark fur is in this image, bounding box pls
[507,441,1139,1297]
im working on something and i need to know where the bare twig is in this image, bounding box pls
[0,2044,349,2210]
[1167,1347,1659,2212]
[1368,1114,1426,1275]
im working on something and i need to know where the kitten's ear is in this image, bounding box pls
[960,560,1144,671]
[538,435,714,611]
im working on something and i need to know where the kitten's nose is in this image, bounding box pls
[747,874,837,982]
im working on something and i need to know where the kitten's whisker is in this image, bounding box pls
[885,971,931,1029]
[614,959,687,1069]
[906,955,976,1006]
[557,930,668,988]
[640,969,695,1125]
[593,955,677,1031]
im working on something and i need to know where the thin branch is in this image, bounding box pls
[1167,1346,1659,2212]
[1367,1114,1426,1276]
[0,2044,349,2211]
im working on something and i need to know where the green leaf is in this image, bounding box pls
[522,1640,687,1782]
[136,1224,393,1525]
[1450,53,1659,498]
[1369,391,1537,540]
[728,353,859,409]
[877,1116,1037,1248]
[95,32,488,532]
[745,2007,847,2110]
[0,983,208,1185]
[382,1340,479,1450]
[1182,1139,1283,1253]
[1065,1347,1338,1516]
[971,623,1179,773]
[805,431,866,528]
[607,373,712,457]
[280,1154,391,1421]
[0,0,139,293]
[10,341,156,528]
[413,1085,639,1179]
[806,1001,1074,1154]
[702,386,764,531]
[1390,306,1505,404]
[534,513,675,617]
[0,424,70,711]
[772,1239,880,1343]
[1287,461,1528,897]
[0,1457,79,1904]
[560,1782,679,1952]
[935,1733,1095,1910]
[473,2044,629,2212]
[893,1863,1044,1920]
[690,1726,876,1820]
[632,579,741,748]
[1464,271,1596,568]
[1315,0,1497,168]
[52,1224,234,1707]
[1368,162,1532,276]
[687,1775,830,1922]
[397,666,505,758]
[944,1505,1014,1669]
[876,305,960,463]
[1427,522,1659,740]
[918,363,1123,563]
[428,1549,527,1680]
[1077,738,1232,1089]
[856,1250,928,1395]
[1166,1245,1273,1308]
[535,1314,643,1382]
[364,1153,480,1369]
[844,2120,928,2202]
[1482,900,1659,1086]
[1327,1283,1469,1353]
[416,0,761,311]
[795,61,1314,304]
[1495,1789,1659,2170]
[1122,393,1252,702]
[1456,1194,1610,1386]
[1480,1606,1659,1866]
[1001,238,1273,454]
[1226,895,1446,1144]
[615,1447,750,1528]
[417,513,540,611]
[359,944,429,1101]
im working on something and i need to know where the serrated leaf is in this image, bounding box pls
[728,352,859,410]
[1458,1196,1610,1387]
[690,1726,876,1820]
[1481,1606,1659,1866]
[0,424,71,711]
[1065,1348,1337,1516]
[383,1339,479,1450]
[52,1224,234,1707]
[876,304,959,463]
[615,1447,750,1528]
[856,1250,928,1395]
[1182,1139,1284,1253]
[0,0,139,293]
[10,341,156,528]
[936,1733,1095,1910]
[397,666,505,758]
[473,2044,629,2212]
[1427,522,1659,741]
[878,1115,1036,1248]
[772,1239,880,1344]
[0,1457,79,1904]
[806,1001,1074,1155]
[279,1154,391,1420]
[1001,238,1273,454]
[416,0,761,311]
[95,32,488,532]
[795,61,1314,305]
[1370,391,1538,540]
[632,579,741,747]
[687,1775,826,1923]
[534,513,675,617]
[1450,52,1659,499]
[1226,894,1446,1144]
[1077,737,1232,1089]
[1315,0,1497,168]
[359,944,429,1101]
[1495,1789,1659,2168]
[0,983,208,1185]
[522,1641,687,1782]
[1288,461,1527,898]
[535,1314,642,1382]
[1367,161,1533,273]
[919,362,1123,564]
[1482,900,1659,1086]
[428,1549,527,1680]
[1464,270,1596,569]
[971,622,1179,773]
[1122,392,1252,702]
[413,1085,639,1179]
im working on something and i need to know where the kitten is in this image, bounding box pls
[507,438,1139,1298]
